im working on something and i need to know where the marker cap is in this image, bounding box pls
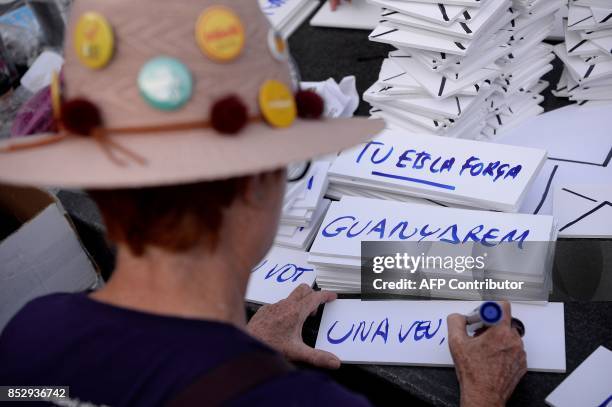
[480,301,503,325]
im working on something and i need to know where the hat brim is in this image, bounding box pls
[0,118,384,189]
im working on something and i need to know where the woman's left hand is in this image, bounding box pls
[247,284,341,369]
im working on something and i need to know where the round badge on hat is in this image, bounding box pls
[195,6,245,62]
[74,12,115,69]
[138,57,193,111]
[259,80,297,128]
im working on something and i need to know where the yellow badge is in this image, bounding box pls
[74,12,115,69]
[259,80,297,128]
[50,71,61,121]
[196,6,245,62]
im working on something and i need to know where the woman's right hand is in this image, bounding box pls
[447,301,527,407]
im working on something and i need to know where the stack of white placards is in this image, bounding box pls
[276,161,333,250]
[259,0,319,38]
[553,1,612,106]
[326,128,547,212]
[309,196,556,299]
[364,0,561,139]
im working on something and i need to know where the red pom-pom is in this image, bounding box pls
[210,95,248,135]
[61,98,103,136]
[295,90,324,119]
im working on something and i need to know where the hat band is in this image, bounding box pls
[1,88,325,167]
[95,115,262,137]
[0,115,265,167]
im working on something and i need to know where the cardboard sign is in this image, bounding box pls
[315,299,566,372]
[328,129,547,211]
[245,246,316,305]
[309,196,555,269]
[546,346,612,406]
[0,186,99,331]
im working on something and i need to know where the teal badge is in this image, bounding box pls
[138,57,193,111]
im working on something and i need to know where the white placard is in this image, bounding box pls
[546,346,612,406]
[291,161,330,210]
[496,104,612,216]
[382,0,509,41]
[259,0,318,37]
[389,53,499,99]
[553,184,612,238]
[315,299,566,372]
[310,0,380,30]
[370,0,466,26]
[309,196,555,283]
[369,23,470,56]
[276,199,332,249]
[260,0,309,27]
[0,203,99,331]
[245,246,316,305]
[329,129,547,211]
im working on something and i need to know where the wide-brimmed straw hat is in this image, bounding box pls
[0,0,383,188]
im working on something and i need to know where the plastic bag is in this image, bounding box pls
[0,22,41,67]
[0,85,33,139]
[10,84,53,137]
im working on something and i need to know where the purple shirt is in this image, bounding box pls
[0,293,370,406]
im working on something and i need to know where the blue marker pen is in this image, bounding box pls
[464,301,525,337]
[466,301,503,328]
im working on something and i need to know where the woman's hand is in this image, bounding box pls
[447,301,527,407]
[247,284,341,369]
[330,0,351,11]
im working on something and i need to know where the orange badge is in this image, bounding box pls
[195,6,245,62]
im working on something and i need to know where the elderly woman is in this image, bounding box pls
[0,0,526,406]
